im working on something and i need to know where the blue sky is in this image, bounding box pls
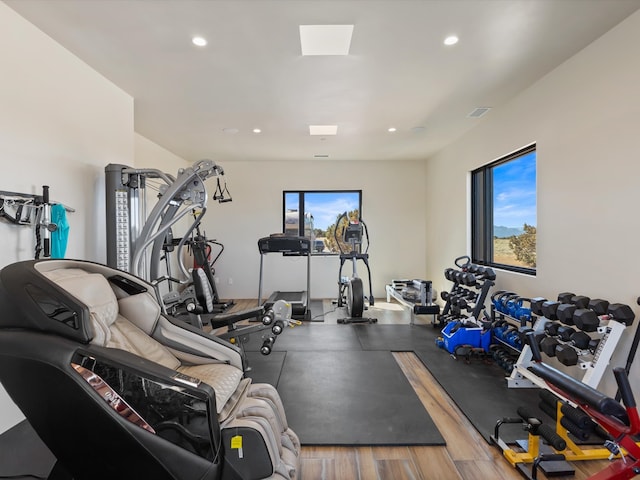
[492,151,537,228]
[285,192,360,230]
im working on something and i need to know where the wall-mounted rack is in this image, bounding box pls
[0,186,74,258]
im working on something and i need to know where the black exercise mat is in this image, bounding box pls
[241,324,363,352]
[0,420,56,479]
[415,329,548,444]
[354,323,439,351]
[244,351,287,386]
[276,350,445,446]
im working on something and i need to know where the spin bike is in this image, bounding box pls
[334,212,377,324]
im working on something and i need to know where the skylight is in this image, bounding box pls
[299,25,354,56]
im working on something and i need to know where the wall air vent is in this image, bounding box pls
[467,107,491,118]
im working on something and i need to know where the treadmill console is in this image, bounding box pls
[258,235,311,255]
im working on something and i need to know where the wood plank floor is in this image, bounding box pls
[220,299,614,480]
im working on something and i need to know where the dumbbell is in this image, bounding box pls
[573,303,635,332]
[500,293,520,315]
[444,268,453,281]
[541,301,561,320]
[557,292,576,304]
[503,297,532,322]
[539,336,560,357]
[556,303,576,325]
[570,295,591,308]
[555,331,592,366]
[544,321,561,336]
[530,297,548,317]
[476,266,497,281]
[491,291,512,313]
[555,344,578,366]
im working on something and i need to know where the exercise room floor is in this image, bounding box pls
[222,299,612,480]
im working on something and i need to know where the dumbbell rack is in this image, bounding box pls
[438,258,495,327]
[491,305,536,367]
[507,317,627,391]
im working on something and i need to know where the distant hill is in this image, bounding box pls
[494,226,524,238]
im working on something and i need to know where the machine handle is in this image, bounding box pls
[527,331,543,362]
[614,367,636,408]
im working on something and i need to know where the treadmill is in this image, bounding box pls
[257,234,311,321]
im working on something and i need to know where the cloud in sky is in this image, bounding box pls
[305,192,360,230]
[493,151,537,227]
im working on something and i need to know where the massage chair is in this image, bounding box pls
[0,259,300,480]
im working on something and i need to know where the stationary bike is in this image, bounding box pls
[334,212,377,324]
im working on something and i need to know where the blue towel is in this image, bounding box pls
[51,204,69,259]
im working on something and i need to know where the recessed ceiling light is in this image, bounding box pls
[388,127,397,133]
[300,25,354,56]
[253,128,262,133]
[192,36,207,47]
[309,125,338,136]
[314,154,329,158]
[444,35,459,46]
[467,107,491,118]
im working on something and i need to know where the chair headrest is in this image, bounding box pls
[42,269,119,345]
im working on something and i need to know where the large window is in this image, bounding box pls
[471,144,537,274]
[283,190,362,254]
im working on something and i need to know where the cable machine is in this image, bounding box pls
[105,160,230,298]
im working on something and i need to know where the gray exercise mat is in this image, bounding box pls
[276,350,445,446]
[354,323,439,351]
[244,351,287,386]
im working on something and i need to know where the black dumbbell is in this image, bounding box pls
[541,301,561,320]
[544,321,561,336]
[573,309,600,332]
[608,303,635,326]
[574,303,635,331]
[530,297,548,317]
[557,292,576,304]
[555,344,578,366]
[571,295,591,309]
[540,336,560,357]
[557,326,576,341]
[556,303,576,325]
[588,299,609,315]
[554,331,591,366]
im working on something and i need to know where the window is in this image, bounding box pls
[283,190,362,254]
[471,144,537,274]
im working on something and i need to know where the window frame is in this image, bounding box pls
[282,190,363,255]
[471,144,537,276]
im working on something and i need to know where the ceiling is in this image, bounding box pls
[6,0,640,163]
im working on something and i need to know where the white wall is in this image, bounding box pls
[199,159,428,301]
[135,132,189,172]
[424,10,640,396]
[0,3,134,433]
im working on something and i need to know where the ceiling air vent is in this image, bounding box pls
[467,107,491,118]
